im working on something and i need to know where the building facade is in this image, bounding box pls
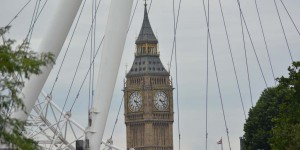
[123,3,174,150]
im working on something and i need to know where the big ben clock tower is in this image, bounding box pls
[123,2,174,150]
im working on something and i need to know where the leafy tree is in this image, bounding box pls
[0,26,54,149]
[243,61,300,150]
[269,61,300,149]
[243,86,287,150]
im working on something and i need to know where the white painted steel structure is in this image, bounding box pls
[11,0,83,121]
[27,91,85,150]
[26,90,123,150]
[87,0,134,149]
[8,0,133,149]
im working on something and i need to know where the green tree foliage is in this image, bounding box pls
[269,61,300,149]
[0,26,54,149]
[243,87,287,150]
[243,61,300,150]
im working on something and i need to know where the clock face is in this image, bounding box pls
[154,91,168,111]
[128,92,142,112]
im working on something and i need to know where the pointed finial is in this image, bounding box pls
[135,0,158,45]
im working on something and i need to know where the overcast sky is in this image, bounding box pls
[1,0,300,149]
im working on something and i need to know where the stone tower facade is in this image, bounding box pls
[123,3,174,150]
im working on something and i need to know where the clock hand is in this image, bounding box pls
[160,99,166,104]
[134,100,140,105]
[159,99,168,107]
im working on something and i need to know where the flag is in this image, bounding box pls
[217,138,222,144]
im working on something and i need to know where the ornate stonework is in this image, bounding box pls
[123,3,174,150]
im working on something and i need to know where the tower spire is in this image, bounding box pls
[124,4,173,148]
[135,1,158,44]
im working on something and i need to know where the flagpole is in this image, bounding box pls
[217,137,223,150]
[221,137,223,150]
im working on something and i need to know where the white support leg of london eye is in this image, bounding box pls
[87,0,133,149]
[8,0,132,149]
[10,0,83,121]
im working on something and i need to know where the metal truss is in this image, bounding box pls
[24,91,85,150]
[24,91,123,150]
